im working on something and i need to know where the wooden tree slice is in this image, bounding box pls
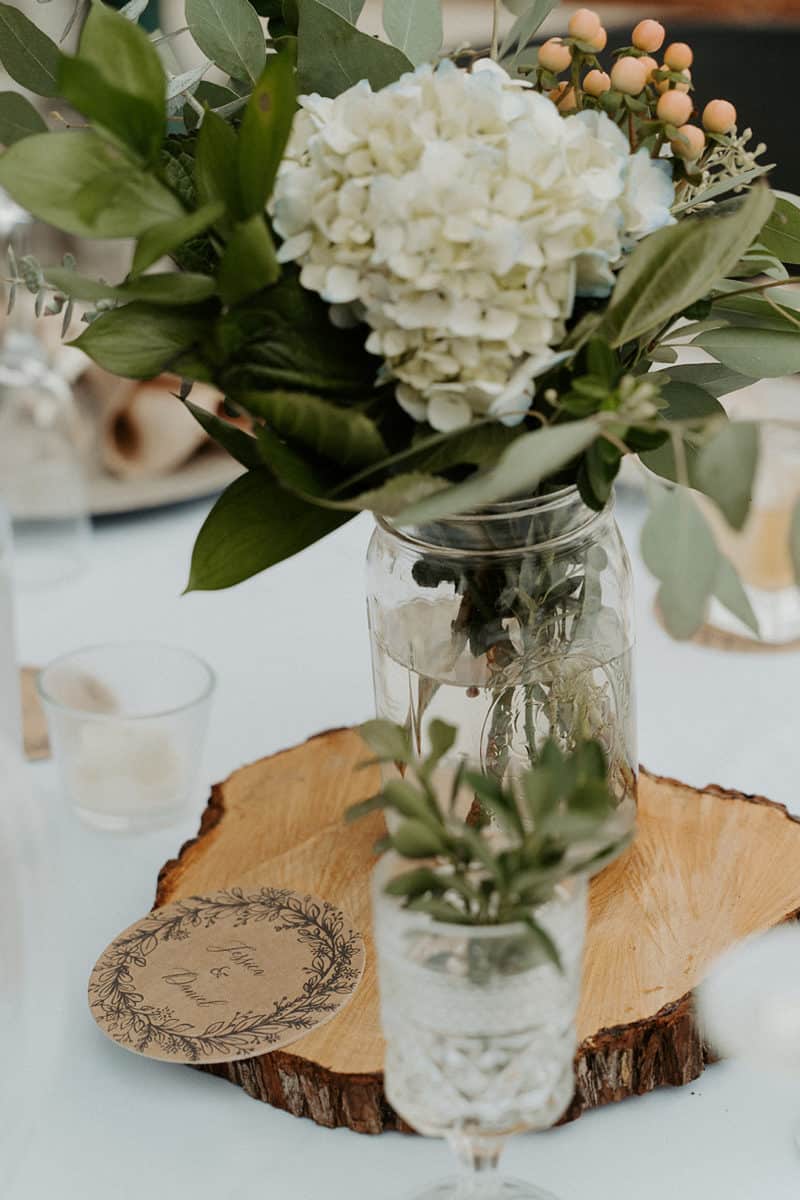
[156,728,800,1134]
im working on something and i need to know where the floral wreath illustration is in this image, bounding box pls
[89,888,364,1062]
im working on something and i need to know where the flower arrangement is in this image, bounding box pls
[0,0,798,642]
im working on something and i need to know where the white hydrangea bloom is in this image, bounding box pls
[273,61,674,433]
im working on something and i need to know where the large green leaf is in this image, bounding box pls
[397,419,601,523]
[0,3,60,97]
[603,186,776,348]
[297,0,412,97]
[186,468,351,590]
[791,500,800,586]
[186,0,266,84]
[382,0,442,66]
[72,302,209,378]
[238,53,296,217]
[218,216,280,305]
[59,4,166,164]
[641,489,719,639]
[44,267,216,306]
[694,421,758,531]
[0,91,46,145]
[195,110,241,219]
[184,400,262,469]
[640,380,724,486]
[131,201,225,275]
[656,362,755,399]
[693,326,800,378]
[256,424,331,495]
[760,192,800,265]
[219,268,378,396]
[713,556,758,636]
[0,132,184,238]
[237,388,388,467]
[59,59,161,163]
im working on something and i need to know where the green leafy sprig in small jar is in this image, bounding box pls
[349,718,630,965]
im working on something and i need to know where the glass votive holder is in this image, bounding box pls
[38,643,215,833]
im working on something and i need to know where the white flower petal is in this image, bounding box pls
[426,393,473,432]
[270,59,675,430]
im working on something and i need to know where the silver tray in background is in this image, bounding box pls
[87,453,243,517]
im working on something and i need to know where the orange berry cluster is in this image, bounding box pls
[536,11,739,164]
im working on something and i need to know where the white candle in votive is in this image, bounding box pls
[69,722,186,819]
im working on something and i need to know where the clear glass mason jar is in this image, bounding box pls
[367,488,637,827]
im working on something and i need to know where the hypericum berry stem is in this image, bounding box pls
[491,0,500,60]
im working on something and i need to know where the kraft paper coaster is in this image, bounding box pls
[88,888,366,1064]
[22,667,49,761]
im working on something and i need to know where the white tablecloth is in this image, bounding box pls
[9,487,800,1200]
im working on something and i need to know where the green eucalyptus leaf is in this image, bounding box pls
[0,132,184,238]
[238,52,296,217]
[713,555,759,636]
[392,819,446,858]
[359,718,412,763]
[384,867,449,898]
[693,326,800,378]
[322,472,449,515]
[0,3,60,97]
[641,488,719,639]
[185,0,266,84]
[711,289,800,333]
[396,420,601,524]
[0,91,46,145]
[425,719,457,766]
[59,3,166,163]
[516,915,562,970]
[500,0,559,60]
[791,500,800,586]
[131,201,224,275]
[382,780,440,824]
[44,267,216,306]
[760,191,800,265]
[296,0,412,97]
[382,0,442,67]
[184,399,261,469]
[403,422,518,475]
[321,0,365,20]
[344,793,388,824]
[405,897,469,923]
[656,362,755,399]
[72,302,208,378]
[603,185,776,348]
[640,380,724,486]
[218,216,280,305]
[186,467,351,590]
[694,421,759,531]
[236,388,388,467]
